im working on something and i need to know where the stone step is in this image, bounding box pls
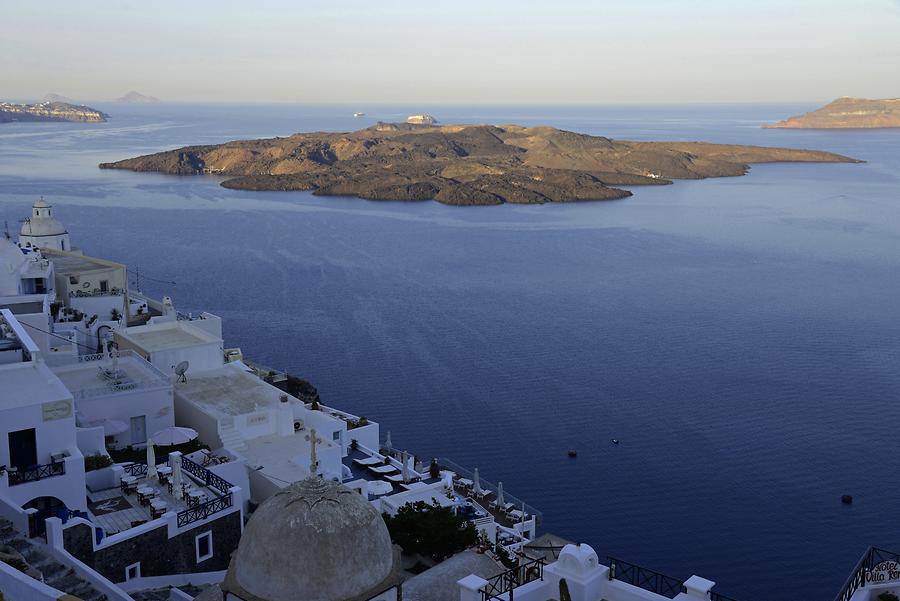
[0,523,108,601]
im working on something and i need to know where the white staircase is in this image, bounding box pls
[218,423,247,452]
[0,517,109,601]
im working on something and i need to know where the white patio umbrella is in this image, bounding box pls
[171,456,184,501]
[496,481,505,507]
[96,419,128,436]
[384,431,392,450]
[146,439,158,481]
[401,450,410,483]
[473,467,483,495]
[151,426,199,446]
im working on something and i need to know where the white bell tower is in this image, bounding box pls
[19,197,72,252]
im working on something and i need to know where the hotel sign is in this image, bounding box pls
[866,561,900,584]
[42,399,73,421]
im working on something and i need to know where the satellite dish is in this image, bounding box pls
[174,360,189,383]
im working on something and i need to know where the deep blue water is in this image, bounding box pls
[1,103,898,601]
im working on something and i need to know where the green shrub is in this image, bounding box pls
[84,453,113,472]
[383,501,477,561]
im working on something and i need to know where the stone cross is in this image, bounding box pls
[305,428,323,476]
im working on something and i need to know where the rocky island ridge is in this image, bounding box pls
[100,122,860,205]
[765,97,900,129]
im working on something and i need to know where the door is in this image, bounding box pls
[130,416,147,445]
[8,428,37,470]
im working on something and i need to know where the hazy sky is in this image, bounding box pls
[2,0,898,104]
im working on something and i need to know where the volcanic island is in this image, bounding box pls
[100,122,860,206]
[764,97,900,129]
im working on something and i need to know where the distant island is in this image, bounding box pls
[100,123,859,205]
[764,97,900,129]
[42,92,75,103]
[115,91,160,104]
[0,101,108,123]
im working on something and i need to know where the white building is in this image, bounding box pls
[0,309,87,535]
[51,350,174,449]
[0,234,54,298]
[18,198,73,253]
[458,543,729,601]
[115,318,225,376]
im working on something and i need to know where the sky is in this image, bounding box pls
[1,0,899,104]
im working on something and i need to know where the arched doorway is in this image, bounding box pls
[24,496,67,537]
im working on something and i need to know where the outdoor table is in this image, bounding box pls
[137,486,156,506]
[150,499,167,518]
[188,490,206,507]
[457,478,473,487]
[121,476,138,493]
[157,466,172,476]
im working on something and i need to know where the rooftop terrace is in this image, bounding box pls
[175,363,289,418]
[118,320,220,354]
[51,350,170,401]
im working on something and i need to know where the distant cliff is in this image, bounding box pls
[765,97,900,129]
[0,101,108,123]
[100,123,860,206]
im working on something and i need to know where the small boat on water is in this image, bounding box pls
[353,112,365,118]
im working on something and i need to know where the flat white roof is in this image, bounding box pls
[175,362,288,418]
[241,432,338,485]
[52,352,170,398]
[0,360,73,411]
[118,320,220,354]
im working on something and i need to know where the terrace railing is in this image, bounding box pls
[608,557,685,599]
[122,462,148,477]
[833,546,900,601]
[8,461,66,486]
[176,493,233,528]
[607,557,744,601]
[482,557,545,601]
[438,457,543,526]
[181,456,233,494]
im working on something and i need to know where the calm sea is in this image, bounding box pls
[1,103,898,601]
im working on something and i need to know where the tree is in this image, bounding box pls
[383,501,477,561]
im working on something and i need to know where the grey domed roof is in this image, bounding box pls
[229,478,394,601]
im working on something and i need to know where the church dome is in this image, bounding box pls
[20,198,67,238]
[226,478,395,601]
[20,216,67,237]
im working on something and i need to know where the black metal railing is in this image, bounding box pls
[482,557,545,601]
[711,592,741,601]
[8,461,65,486]
[834,547,900,601]
[177,492,233,528]
[366,582,402,601]
[181,456,233,494]
[123,462,148,477]
[608,557,686,599]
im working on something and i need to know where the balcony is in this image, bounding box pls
[7,461,66,486]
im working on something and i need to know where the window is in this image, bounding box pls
[125,562,141,581]
[195,531,213,563]
[332,431,341,442]
[99,280,109,293]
